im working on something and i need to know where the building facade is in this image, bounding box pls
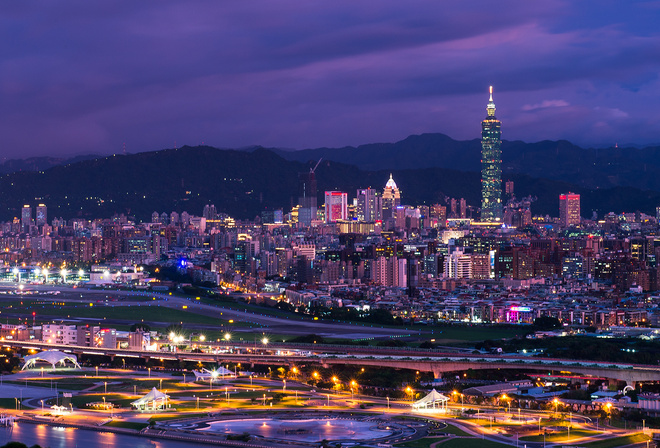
[480,86,503,222]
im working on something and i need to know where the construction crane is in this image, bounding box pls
[310,158,322,173]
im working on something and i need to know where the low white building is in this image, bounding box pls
[42,324,77,345]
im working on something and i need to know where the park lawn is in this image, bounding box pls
[440,438,510,448]
[0,398,19,409]
[440,423,472,437]
[461,417,511,429]
[581,433,651,448]
[428,325,522,343]
[4,379,94,391]
[395,437,446,448]
[521,429,601,442]
[24,304,235,326]
[103,420,148,431]
[70,393,134,408]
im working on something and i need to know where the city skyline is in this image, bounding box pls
[1,1,660,158]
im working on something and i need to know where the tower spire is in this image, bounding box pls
[487,85,496,117]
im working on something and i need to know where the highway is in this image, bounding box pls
[7,339,660,385]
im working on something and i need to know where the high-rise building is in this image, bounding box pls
[382,174,401,219]
[356,188,382,222]
[480,86,503,222]
[298,171,318,226]
[36,204,47,227]
[203,204,217,220]
[325,191,348,223]
[21,205,32,232]
[559,192,581,227]
[505,180,514,196]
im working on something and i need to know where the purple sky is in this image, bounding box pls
[2,1,660,158]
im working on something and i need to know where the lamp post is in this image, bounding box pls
[387,396,390,409]
[104,381,107,394]
[553,398,559,417]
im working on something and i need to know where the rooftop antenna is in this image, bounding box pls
[122,142,126,156]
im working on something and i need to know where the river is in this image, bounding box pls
[0,422,197,448]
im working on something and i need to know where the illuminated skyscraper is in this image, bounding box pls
[36,204,47,227]
[480,86,502,222]
[324,191,348,223]
[21,205,32,232]
[559,192,581,227]
[298,171,318,226]
[356,188,382,222]
[382,174,401,219]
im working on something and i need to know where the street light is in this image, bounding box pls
[406,386,413,402]
[553,397,559,416]
[501,394,510,414]
[387,396,390,409]
[350,380,357,400]
[224,333,231,342]
[453,390,464,412]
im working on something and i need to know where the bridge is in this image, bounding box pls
[6,340,659,387]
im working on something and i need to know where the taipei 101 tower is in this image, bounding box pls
[480,86,502,222]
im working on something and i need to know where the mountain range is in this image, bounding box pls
[0,134,658,222]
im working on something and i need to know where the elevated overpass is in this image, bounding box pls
[6,340,659,387]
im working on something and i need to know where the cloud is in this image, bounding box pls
[522,100,570,111]
[0,1,659,155]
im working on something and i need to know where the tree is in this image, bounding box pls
[130,323,151,332]
[533,316,561,330]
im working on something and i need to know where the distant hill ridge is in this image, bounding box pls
[0,144,659,222]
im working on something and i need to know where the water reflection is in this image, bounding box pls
[1,423,194,448]
[200,418,393,442]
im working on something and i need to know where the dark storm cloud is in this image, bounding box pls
[0,0,659,157]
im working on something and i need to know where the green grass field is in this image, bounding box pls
[440,423,472,437]
[440,439,509,448]
[29,304,235,326]
[521,429,601,442]
[582,433,651,448]
[395,437,446,448]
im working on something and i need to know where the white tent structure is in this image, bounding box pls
[412,389,450,412]
[22,350,81,370]
[131,387,170,411]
